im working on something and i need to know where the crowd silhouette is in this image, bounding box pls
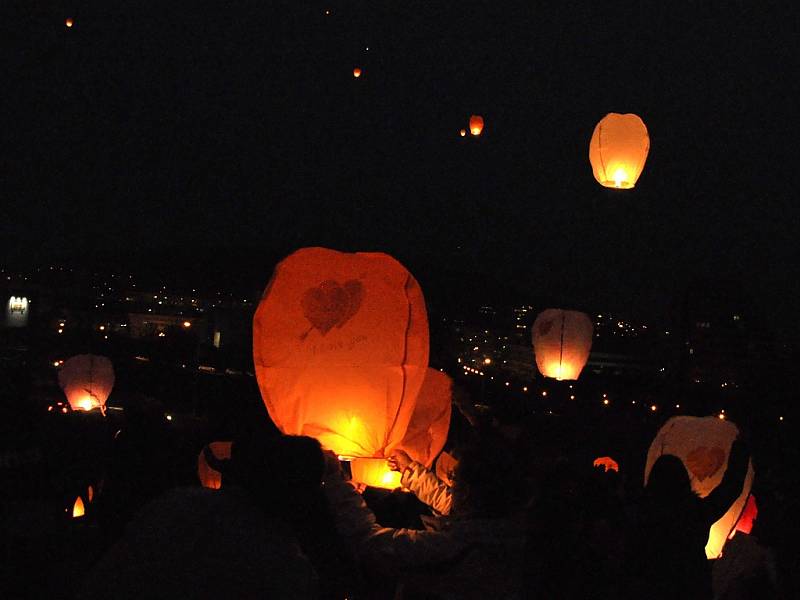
[1,368,790,599]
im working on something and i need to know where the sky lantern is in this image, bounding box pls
[593,456,620,473]
[253,247,429,485]
[72,496,85,518]
[589,113,650,189]
[532,309,593,380]
[349,369,451,488]
[645,416,755,559]
[58,354,115,414]
[197,441,232,490]
[469,115,484,136]
[65,18,74,28]
[459,129,466,137]
[730,494,757,537]
[353,67,362,78]
[435,450,458,487]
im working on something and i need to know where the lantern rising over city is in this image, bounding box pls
[253,247,430,488]
[58,354,115,413]
[469,115,484,136]
[589,112,650,189]
[532,309,593,380]
[645,416,754,559]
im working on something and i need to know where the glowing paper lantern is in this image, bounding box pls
[350,369,452,489]
[197,441,232,490]
[58,354,115,413]
[65,18,74,28]
[349,458,401,489]
[593,456,620,473]
[253,247,429,467]
[731,494,757,538]
[589,113,650,189]
[353,67,362,78]
[72,496,85,518]
[435,450,458,487]
[459,129,466,137]
[532,309,593,380]
[645,416,754,559]
[469,115,484,136]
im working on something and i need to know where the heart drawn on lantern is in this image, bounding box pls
[301,279,364,335]
[537,319,554,337]
[685,446,726,481]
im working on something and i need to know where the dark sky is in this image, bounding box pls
[2,1,798,330]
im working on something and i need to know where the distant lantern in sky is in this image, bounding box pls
[253,247,430,488]
[589,113,650,189]
[65,18,74,28]
[353,67,362,78]
[459,129,466,137]
[58,354,115,413]
[469,115,484,136]
[532,309,593,380]
[645,416,754,559]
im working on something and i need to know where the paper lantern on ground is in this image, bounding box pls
[254,247,429,471]
[197,441,233,490]
[645,416,754,559]
[58,354,115,413]
[532,309,593,380]
[589,113,649,189]
[469,115,484,136]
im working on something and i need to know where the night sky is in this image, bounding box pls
[2,2,798,331]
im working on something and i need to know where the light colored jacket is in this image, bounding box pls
[401,461,453,516]
[324,470,524,599]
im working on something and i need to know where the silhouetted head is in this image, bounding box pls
[231,430,323,513]
[647,454,693,499]
[451,435,522,518]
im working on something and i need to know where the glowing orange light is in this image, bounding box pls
[459,129,466,137]
[65,18,74,28]
[593,456,619,473]
[532,309,593,381]
[646,416,755,559]
[72,496,85,518]
[183,320,191,328]
[87,485,94,502]
[347,457,401,490]
[353,67,362,78]
[469,115,484,136]
[589,113,650,189]
[650,404,657,411]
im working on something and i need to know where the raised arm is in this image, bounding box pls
[400,461,453,516]
[702,439,749,526]
[323,453,465,574]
